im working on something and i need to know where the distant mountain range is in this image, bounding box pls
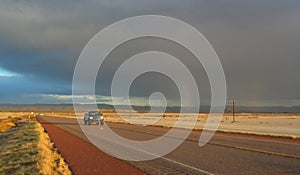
[0,103,299,113]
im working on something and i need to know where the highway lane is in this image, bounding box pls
[41,116,300,175]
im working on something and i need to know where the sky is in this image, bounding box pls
[0,0,299,107]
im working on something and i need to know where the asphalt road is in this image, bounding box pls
[41,116,300,175]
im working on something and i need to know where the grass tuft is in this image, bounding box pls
[0,121,16,133]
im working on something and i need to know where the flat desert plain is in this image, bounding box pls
[10,111,299,138]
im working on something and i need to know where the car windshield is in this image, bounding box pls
[89,112,100,116]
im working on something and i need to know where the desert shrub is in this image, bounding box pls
[14,117,23,120]
[0,122,16,133]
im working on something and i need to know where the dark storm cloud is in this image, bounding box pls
[0,0,299,105]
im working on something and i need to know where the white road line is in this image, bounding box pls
[85,128,215,175]
[160,156,215,175]
[44,117,215,175]
[110,125,300,159]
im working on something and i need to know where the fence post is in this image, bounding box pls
[232,99,235,122]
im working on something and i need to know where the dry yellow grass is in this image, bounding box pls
[0,121,16,133]
[0,116,72,175]
[36,122,71,175]
[0,122,40,174]
[0,112,32,119]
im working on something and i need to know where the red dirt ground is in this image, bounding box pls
[37,117,145,175]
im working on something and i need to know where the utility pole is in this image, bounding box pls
[232,99,235,122]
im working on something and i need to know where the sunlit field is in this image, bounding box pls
[0,115,71,174]
[28,110,300,139]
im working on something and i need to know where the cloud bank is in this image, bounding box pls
[0,0,299,106]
